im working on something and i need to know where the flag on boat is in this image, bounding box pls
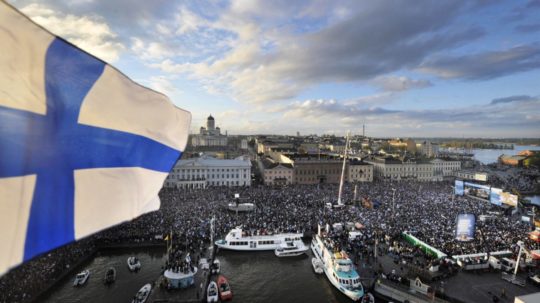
[0,2,191,276]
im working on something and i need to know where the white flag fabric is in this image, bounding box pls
[0,2,191,275]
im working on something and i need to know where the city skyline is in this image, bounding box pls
[9,0,540,137]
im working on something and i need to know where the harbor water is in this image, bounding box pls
[38,245,377,303]
[472,145,540,164]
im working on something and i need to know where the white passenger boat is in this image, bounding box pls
[215,227,303,251]
[311,227,364,301]
[312,258,324,274]
[131,283,151,303]
[207,281,219,303]
[311,134,364,301]
[127,256,141,271]
[73,269,90,287]
[274,240,309,257]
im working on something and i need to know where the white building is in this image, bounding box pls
[420,141,439,158]
[347,160,373,182]
[191,115,228,147]
[165,155,251,189]
[262,159,294,186]
[431,159,461,177]
[366,157,442,181]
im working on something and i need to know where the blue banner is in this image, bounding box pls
[455,214,476,242]
[455,180,464,196]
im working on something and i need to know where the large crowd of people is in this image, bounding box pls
[1,180,538,302]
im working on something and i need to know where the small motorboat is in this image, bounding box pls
[127,256,141,271]
[217,275,233,301]
[131,283,151,303]
[207,281,218,303]
[199,258,210,271]
[311,258,324,274]
[73,269,90,287]
[103,267,116,285]
[361,292,375,303]
[211,259,221,274]
[275,240,309,257]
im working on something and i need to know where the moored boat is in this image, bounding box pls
[311,226,364,301]
[211,259,221,274]
[73,270,90,287]
[207,281,218,303]
[274,240,309,257]
[103,267,116,285]
[127,256,141,271]
[217,275,233,301]
[361,292,375,303]
[312,258,324,274]
[215,227,302,251]
[131,283,151,303]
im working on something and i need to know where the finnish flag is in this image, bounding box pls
[0,3,191,275]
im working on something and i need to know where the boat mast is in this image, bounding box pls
[337,132,350,206]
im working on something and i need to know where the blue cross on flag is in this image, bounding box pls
[0,3,191,275]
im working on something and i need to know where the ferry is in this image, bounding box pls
[215,227,303,251]
[310,133,364,301]
[311,226,364,301]
[274,240,309,257]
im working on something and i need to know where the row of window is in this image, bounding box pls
[230,241,248,246]
[173,168,249,173]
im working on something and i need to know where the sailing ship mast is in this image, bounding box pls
[337,132,350,206]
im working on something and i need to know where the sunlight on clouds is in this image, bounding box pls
[21,3,124,63]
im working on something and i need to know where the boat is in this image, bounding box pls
[312,258,324,274]
[211,259,221,274]
[227,202,255,212]
[73,270,90,287]
[131,283,151,303]
[215,227,303,251]
[310,133,364,301]
[127,256,141,271]
[217,275,233,301]
[207,281,219,303]
[103,267,116,285]
[275,240,309,257]
[361,292,375,303]
[311,225,364,300]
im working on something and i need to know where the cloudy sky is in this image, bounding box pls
[9,0,540,137]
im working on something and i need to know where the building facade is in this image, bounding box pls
[348,160,373,182]
[366,157,456,181]
[420,141,439,158]
[431,159,461,177]
[165,155,251,189]
[191,115,228,147]
[262,160,294,186]
[294,158,343,184]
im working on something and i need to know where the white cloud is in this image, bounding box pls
[176,7,209,35]
[21,3,124,63]
[131,37,174,61]
[372,76,432,92]
[147,75,179,96]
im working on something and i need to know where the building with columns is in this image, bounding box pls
[164,155,251,189]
